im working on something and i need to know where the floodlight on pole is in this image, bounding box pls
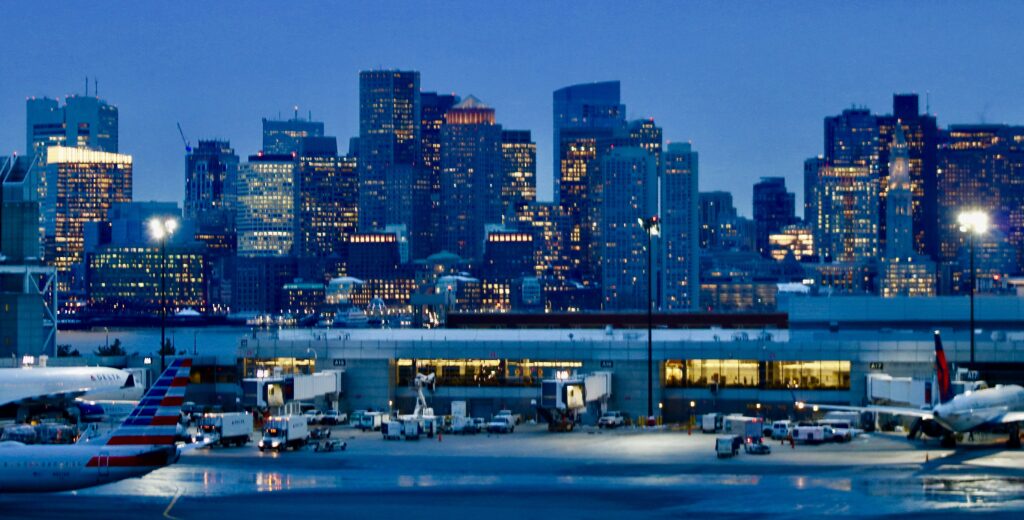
[958,209,989,366]
[148,216,179,371]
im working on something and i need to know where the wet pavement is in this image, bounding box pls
[2,426,1023,518]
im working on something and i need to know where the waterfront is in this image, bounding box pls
[56,326,251,358]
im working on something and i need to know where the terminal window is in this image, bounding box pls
[664,359,759,388]
[764,360,850,390]
[396,358,582,387]
[664,359,850,390]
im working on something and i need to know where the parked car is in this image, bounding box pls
[321,410,348,426]
[487,416,515,434]
[598,411,625,428]
[303,410,324,425]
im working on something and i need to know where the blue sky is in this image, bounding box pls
[2,1,1022,215]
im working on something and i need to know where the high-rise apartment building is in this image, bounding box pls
[297,137,358,258]
[439,96,503,260]
[236,154,297,257]
[262,113,324,155]
[594,147,658,311]
[499,130,536,217]
[27,94,118,159]
[661,143,699,310]
[358,70,421,235]
[752,177,796,257]
[811,164,878,263]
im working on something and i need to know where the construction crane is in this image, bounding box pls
[176,122,192,153]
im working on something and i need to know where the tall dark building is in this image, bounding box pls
[803,156,825,223]
[419,91,460,258]
[262,113,324,155]
[296,136,358,259]
[552,81,626,205]
[938,124,1024,269]
[27,93,118,158]
[661,143,699,310]
[753,177,796,257]
[184,140,239,223]
[358,70,421,235]
[439,96,502,260]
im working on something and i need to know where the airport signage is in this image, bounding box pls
[332,359,346,367]
[600,360,614,368]
[869,362,884,370]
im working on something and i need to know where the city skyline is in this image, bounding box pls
[3,2,1024,215]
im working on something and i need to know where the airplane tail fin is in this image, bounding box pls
[933,331,954,404]
[106,358,191,446]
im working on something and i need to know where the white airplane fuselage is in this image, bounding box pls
[0,442,177,493]
[0,367,139,408]
[931,384,1024,433]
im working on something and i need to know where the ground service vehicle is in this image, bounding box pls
[350,410,367,426]
[487,416,515,433]
[322,410,347,425]
[716,436,739,458]
[724,415,765,443]
[818,420,854,442]
[359,411,387,431]
[702,413,723,433]
[495,409,522,425]
[197,412,253,447]
[771,420,792,439]
[745,440,771,454]
[259,415,308,451]
[303,410,324,425]
[791,424,834,445]
[598,411,625,428]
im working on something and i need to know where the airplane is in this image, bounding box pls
[813,331,1024,449]
[0,365,142,421]
[0,358,192,492]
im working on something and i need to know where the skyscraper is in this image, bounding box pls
[661,143,699,310]
[753,177,796,257]
[553,81,625,203]
[420,92,460,258]
[439,96,502,259]
[881,125,936,296]
[499,129,536,217]
[296,137,358,258]
[27,94,118,159]
[358,70,421,235]
[595,147,658,311]
[803,157,825,223]
[262,113,324,155]
[184,140,239,223]
[236,154,297,257]
[42,146,133,291]
[937,124,1024,269]
[811,163,878,263]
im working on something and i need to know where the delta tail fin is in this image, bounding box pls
[933,331,954,404]
[106,358,191,446]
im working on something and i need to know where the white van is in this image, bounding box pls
[791,424,834,445]
[771,420,792,439]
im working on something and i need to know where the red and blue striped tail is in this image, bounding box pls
[106,358,192,446]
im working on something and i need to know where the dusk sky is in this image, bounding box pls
[3,1,1023,215]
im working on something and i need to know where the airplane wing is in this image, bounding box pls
[811,403,934,420]
[1,389,90,408]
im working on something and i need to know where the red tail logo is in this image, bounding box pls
[933,332,953,404]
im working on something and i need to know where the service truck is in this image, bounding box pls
[702,413,723,433]
[259,415,308,451]
[723,415,765,443]
[197,412,253,447]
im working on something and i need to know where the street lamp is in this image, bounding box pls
[638,215,660,421]
[958,210,989,366]
[148,216,178,371]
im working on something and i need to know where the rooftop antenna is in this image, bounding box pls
[308,110,312,121]
[926,91,931,114]
[294,105,299,120]
[95,78,98,97]
[85,76,88,96]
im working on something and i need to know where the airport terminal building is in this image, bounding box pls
[233,296,1024,423]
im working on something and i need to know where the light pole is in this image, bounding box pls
[638,216,660,422]
[958,210,989,367]
[148,217,178,371]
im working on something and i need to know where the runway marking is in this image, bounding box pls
[163,489,183,519]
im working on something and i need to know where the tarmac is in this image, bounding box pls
[2,425,1023,519]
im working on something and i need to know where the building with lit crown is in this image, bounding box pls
[236,154,296,257]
